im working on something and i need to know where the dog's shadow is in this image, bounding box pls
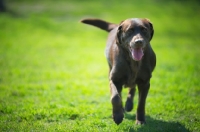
[123,113,189,132]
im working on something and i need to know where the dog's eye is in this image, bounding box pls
[127,28,134,34]
[141,27,147,33]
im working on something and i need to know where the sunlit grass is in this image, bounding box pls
[0,0,200,131]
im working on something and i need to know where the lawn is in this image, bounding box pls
[0,0,200,131]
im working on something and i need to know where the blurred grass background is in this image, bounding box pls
[0,0,200,131]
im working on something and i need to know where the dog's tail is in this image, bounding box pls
[80,18,118,32]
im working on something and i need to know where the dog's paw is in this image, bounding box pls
[125,99,133,112]
[112,109,124,125]
[111,94,124,125]
[136,120,146,125]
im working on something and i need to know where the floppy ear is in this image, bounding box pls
[145,19,154,41]
[116,20,125,44]
[116,25,122,45]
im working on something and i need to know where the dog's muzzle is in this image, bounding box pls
[130,39,144,61]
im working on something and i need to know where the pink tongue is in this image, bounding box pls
[131,48,144,61]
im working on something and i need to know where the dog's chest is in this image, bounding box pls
[125,61,141,87]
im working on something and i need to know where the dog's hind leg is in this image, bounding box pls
[125,85,136,112]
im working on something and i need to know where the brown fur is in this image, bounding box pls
[81,18,156,125]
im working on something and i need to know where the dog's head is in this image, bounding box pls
[116,18,154,61]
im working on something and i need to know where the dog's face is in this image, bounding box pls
[116,18,154,61]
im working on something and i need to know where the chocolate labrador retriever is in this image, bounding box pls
[81,18,156,125]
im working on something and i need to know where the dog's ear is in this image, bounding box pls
[116,21,125,45]
[145,19,154,41]
[116,25,123,45]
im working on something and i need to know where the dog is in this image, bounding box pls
[81,18,156,125]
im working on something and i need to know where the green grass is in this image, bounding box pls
[0,0,200,131]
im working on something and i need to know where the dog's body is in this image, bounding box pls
[81,18,156,125]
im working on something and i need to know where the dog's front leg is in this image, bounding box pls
[136,81,150,124]
[110,80,124,125]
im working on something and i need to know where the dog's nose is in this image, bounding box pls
[135,39,143,45]
[134,39,144,48]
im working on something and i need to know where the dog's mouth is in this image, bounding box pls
[130,47,144,61]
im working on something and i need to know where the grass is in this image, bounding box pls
[0,0,200,131]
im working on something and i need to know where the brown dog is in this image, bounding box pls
[81,18,156,125]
